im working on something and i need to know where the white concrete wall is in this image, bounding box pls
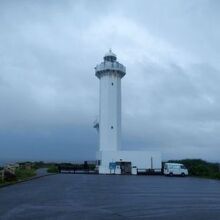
[99,73,121,151]
[97,150,162,174]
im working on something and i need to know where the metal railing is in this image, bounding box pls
[95,61,126,73]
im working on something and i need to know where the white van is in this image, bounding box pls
[164,163,188,176]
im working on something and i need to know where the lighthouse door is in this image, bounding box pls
[116,162,132,175]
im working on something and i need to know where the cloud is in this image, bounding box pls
[0,0,220,162]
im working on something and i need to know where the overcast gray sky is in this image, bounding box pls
[0,0,220,162]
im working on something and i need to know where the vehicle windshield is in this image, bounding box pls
[180,165,186,169]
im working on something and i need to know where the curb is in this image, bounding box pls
[0,173,57,188]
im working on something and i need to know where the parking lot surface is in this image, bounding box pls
[0,174,220,219]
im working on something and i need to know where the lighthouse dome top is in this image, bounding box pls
[104,49,117,62]
[95,50,126,79]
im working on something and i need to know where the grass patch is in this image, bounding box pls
[15,168,36,181]
[47,165,59,173]
[0,168,36,186]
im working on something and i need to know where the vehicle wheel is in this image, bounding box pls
[169,172,173,177]
[181,173,185,177]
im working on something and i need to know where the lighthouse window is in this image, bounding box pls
[111,82,114,86]
[111,126,114,129]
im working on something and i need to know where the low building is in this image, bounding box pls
[4,164,17,175]
[97,150,161,174]
[19,162,32,170]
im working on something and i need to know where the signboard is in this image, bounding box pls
[109,162,116,170]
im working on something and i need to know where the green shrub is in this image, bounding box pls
[168,159,220,180]
[15,168,36,181]
[213,172,220,179]
[47,165,59,173]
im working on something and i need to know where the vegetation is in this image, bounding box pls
[47,165,59,173]
[20,161,96,172]
[167,159,220,180]
[15,167,36,181]
[0,167,36,186]
[32,161,59,169]
[31,161,46,169]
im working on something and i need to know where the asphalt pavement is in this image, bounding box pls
[0,174,220,220]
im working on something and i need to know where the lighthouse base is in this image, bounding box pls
[96,150,162,175]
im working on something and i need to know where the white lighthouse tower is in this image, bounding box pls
[95,50,126,152]
[94,50,161,175]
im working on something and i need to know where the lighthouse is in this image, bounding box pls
[95,50,126,151]
[94,50,161,175]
